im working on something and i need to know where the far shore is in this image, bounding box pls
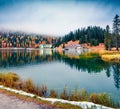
[1,46,120,62]
[0,47,35,50]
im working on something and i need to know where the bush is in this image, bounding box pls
[89,93,114,107]
[70,89,88,101]
[50,89,58,98]
[0,72,20,87]
[41,84,47,97]
[60,87,69,100]
[24,78,35,92]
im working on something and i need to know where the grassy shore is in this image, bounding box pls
[101,53,120,62]
[88,47,120,62]
[0,72,119,108]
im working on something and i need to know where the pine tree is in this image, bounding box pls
[113,14,120,51]
[104,25,112,50]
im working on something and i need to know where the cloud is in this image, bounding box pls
[0,1,119,35]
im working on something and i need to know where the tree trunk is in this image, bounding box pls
[116,36,119,51]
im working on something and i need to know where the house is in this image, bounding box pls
[44,44,52,48]
[39,44,44,49]
[65,44,82,50]
[39,44,52,49]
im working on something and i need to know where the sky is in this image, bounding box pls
[0,0,120,36]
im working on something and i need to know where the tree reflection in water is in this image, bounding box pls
[0,49,120,90]
[112,63,120,89]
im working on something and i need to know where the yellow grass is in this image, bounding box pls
[89,93,114,107]
[0,72,117,108]
[101,54,120,62]
[88,47,120,62]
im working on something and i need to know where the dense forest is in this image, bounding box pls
[55,26,105,47]
[0,32,57,48]
[55,14,120,51]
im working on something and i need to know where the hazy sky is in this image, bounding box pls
[0,0,120,36]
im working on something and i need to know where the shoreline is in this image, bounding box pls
[0,88,58,109]
[0,85,113,109]
[1,47,120,62]
[0,47,35,50]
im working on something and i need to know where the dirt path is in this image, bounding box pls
[0,93,59,109]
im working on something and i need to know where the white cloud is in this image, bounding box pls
[0,1,116,35]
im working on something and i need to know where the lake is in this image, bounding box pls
[0,49,120,102]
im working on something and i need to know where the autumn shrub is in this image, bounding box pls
[40,84,47,97]
[70,89,88,101]
[33,85,42,96]
[60,87,69,100]
[0,72,118,108]
[70,92,79,101]
[23,79,48,97]
[78,89,88,101]
[50,89,58,98]
[0,73,3,82]
[24,78,35,92]
[89,93,114,107]
[0,72,20,87]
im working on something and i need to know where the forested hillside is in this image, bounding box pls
[0,32,57,48]
[55,14,120,51]
[55,26,105,47]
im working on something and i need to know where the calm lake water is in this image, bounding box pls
[0,49,120,102]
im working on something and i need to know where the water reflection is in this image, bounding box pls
[0,49,120,91]
[39,49,52,56]
[0,49,54,67]
[112,63,120,89]
[54,52,110,73]
[64,48,88,56]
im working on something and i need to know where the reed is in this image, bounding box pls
[50,89,58,98]
[0,72,118,108]
[0,73,47,97]
[60,87,69,100]
[89,93,114,107]
[70,89,88,101]
[0,72,20,87]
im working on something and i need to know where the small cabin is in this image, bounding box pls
[65,44,82,50]
[39,44,52,49]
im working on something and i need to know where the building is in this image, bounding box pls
[39,44,52,49]
[65,44,82,50]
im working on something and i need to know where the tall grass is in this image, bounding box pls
[70,89,88,101]
[0,72,20,87]
[60,87,69,100]
[0,72,118,108]
[89,93,114,107]
[101,54,120,62]
[0,73,47,97]
[50,89,58,98]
